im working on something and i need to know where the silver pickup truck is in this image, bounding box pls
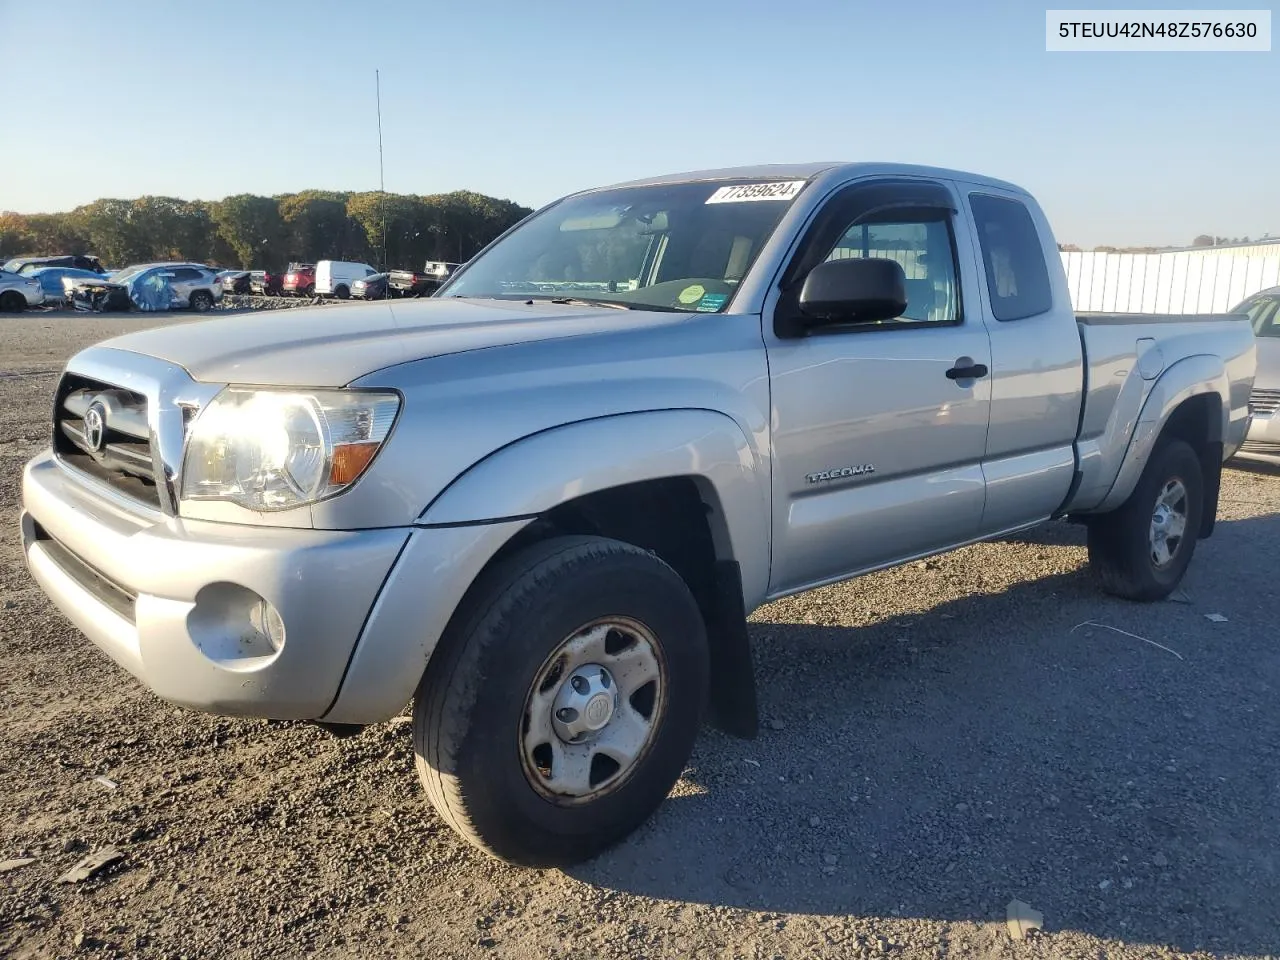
[20,163,1256,867]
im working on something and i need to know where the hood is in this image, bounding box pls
[96,298,696,386]
[1254,336,1280,389]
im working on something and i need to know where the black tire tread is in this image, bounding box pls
[1087,438,1204,602]
[413,534,704,865]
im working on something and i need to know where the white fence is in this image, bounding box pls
[1061,251,1280,314]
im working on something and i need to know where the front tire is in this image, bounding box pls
[334,284,349,300]
[1087,439,1204,601]
[414,535,709,867]
[0,290,26,312]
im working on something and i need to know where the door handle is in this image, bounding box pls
[945,361,988,381]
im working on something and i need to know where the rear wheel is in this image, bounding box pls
[414,535,708,867]
[189,290,214,312]
[1087,439,1204,601]
[334,284,350,300]
[0,290,25,312]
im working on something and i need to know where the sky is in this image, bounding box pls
[0,0,1276,248]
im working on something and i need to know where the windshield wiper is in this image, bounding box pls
[535,296,632,310]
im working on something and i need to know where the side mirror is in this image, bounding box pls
[798,258,907,326]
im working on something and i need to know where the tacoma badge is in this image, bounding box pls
[805,464,875,484]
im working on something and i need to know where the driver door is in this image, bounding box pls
[764,178,993,595]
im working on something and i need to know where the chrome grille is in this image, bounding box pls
[53,374,162,508]
[1251,388,1280,418]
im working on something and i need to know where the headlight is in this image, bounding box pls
[180,388,401,511]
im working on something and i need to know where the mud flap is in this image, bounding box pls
[704,561,759,739]
[1200,442,1222,538]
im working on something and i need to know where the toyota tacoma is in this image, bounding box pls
[20,163,1256,867]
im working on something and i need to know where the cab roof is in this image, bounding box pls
[588,162,1030,197]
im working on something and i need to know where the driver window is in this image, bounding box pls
[823,217,959,324]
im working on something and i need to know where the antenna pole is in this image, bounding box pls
[376,69,387,271]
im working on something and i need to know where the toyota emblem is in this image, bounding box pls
[84,402,107,452]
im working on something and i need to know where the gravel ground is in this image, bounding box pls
[2,315,1279,959]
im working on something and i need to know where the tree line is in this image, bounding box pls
[0,189,534,272]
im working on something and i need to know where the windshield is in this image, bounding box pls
[436,178,809,312]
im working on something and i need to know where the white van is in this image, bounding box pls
[315,260,379,299]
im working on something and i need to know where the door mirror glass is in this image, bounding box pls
[798,258,907,326]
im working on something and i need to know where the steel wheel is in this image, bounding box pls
[1149,477,1188,568]
[520,617,666,804]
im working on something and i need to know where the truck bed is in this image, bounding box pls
[1068,311,1255,512]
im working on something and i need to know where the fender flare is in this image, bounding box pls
[322,409,771,725]
[419,408,771,608]
[1091,354,1227,514]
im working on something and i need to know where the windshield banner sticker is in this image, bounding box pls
[705,181,806,204]
[696,293,730,312]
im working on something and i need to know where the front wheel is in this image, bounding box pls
[0,290,25,313]
[414,535,709,867]
[1087,439,1204,601]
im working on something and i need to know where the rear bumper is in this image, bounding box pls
[20,451,409,719]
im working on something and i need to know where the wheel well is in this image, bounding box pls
[492,477,718,585]
[485,477,759,738]
[1157,393,1223,538]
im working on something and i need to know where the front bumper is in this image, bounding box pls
[21,451,409,719]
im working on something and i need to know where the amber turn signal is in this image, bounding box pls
[329,442,381,485]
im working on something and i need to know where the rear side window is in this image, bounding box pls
[969,194,1053,321]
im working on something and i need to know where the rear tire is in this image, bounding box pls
[1087,439,1204,601]
[334,284,349,300]
[0,290,25,312]
[414,535,708,867]
[189,290,214,312]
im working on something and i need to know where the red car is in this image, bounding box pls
[281,262,316,297]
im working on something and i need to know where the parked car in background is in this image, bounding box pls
[1230,286,1280,465]
[66,276,132,313]
[425,260,462,283]
[282,262,316,297]
[316,260,379,299]
[352,272,389,300]
[0,269,46,311]
[389,260,463,298]
[27,267,105,302]
[217,270,252,294]
[71,262,224,312]
[250,270,285,296]
[3,254,107,275]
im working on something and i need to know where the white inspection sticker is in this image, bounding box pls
[705,181,806,204]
